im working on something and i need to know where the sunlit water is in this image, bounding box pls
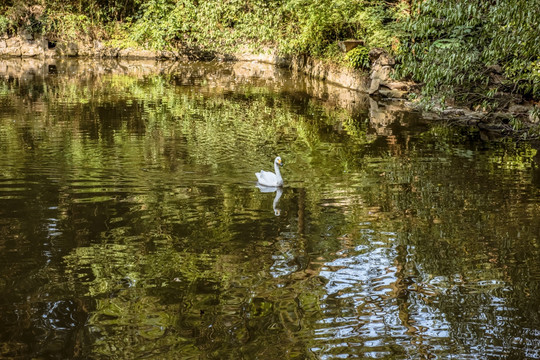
[1,59,540,359]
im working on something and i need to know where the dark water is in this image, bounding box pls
[1,59,540,359]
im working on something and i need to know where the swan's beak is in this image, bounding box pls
[277,159,283,166]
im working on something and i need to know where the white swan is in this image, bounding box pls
[255,156,284,187]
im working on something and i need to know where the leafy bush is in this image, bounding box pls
[530,106,540,123]
[0,15,10,35]
[1,0,404,60]
[126,0,283,52]
[395,0,540,106]
[127,0,178,49]
[280,0,402,57]
[2,2,44,34]
[346,46,370,69]
[43,12,97,40]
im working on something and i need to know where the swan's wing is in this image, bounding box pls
[255,170,278,186]
[256,170,274,182]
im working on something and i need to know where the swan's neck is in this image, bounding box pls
[274,161,282,180]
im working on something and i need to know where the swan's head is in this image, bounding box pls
[275,156,283,167]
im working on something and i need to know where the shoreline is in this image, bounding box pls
[1,34,538,143]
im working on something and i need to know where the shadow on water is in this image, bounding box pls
[1,58,540,359]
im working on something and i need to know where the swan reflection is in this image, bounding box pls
[256,185,283,216]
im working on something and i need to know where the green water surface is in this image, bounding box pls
[1,59,539,359]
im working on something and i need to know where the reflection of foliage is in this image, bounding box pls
[1,67,358,357]
[2,64,540,358]
[0,66,375,183]
[417,125,538,170]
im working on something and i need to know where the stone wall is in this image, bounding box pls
[367,48,414,99]
[289,54,371,93]
[287,49,413,99]
[0,35,413,100]
[0,34,181,59]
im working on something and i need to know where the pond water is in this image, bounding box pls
[1,59,540,359]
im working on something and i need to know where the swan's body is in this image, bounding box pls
[255,156,283,187]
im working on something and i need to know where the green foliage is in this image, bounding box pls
[2,1,44,34]
[4,0,538,109]
[42,11,96,40]
[509,116,523,131]
[280,0,402,57]
[395,0,540,106]
[0,15,10,35]
[125,0,284,51]
[3,0,404,59]
[127,0,178,49]
[45,0,144,22]
[346,46,370,69]
[530,106,540,123]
